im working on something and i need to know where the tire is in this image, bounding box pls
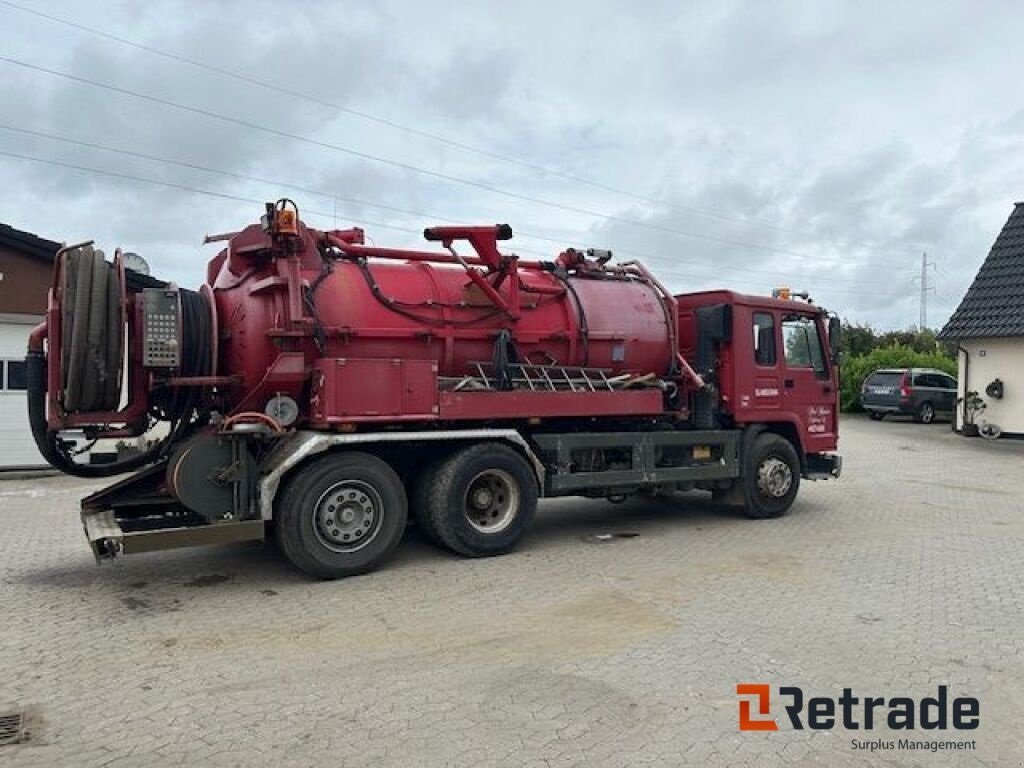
[275,452,407,579]
[916,401,935,424]
[742,433,801,519]
[410,456,445,546]
[868,411,884,421]
[978,422,1002,440]
[426,443,538,557]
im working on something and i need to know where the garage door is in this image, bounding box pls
[0,357,44,468]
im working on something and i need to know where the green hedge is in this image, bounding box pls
[839,345,957,412]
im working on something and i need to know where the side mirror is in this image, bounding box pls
[828,316,841,364]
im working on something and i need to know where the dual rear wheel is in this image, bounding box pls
[276,444,538,579]
[413,443,538,557]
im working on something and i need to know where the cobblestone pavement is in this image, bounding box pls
[1,416,1022,767]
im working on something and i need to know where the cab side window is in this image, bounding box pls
[752,312,776,366]
[782,315,827,377]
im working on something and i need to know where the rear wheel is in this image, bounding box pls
[410,457,445,546]
[276,452,407,579]
[916,401,935,424]
[426,443,538,557]
[742,433,800,519]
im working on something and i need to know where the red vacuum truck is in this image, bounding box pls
[26,200,842,578]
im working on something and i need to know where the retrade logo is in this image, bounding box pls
[736,684,979,732]
[736,684,778,731]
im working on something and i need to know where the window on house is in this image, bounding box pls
[6,360,27,391]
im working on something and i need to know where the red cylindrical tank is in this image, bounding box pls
[208,222,674,419]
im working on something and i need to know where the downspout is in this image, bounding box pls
[957,344,969,433]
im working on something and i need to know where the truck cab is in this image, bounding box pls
[677,290,841,479]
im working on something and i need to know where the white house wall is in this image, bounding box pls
[958,338,1024,435]
[0,316,44,468]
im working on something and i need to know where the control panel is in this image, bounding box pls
[142,288,181,368]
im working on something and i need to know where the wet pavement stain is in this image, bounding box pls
[184,573,232,588]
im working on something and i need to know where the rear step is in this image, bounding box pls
[81,509,264,561]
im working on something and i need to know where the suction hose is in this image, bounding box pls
[26,348,159,478]
[61,246,122,413]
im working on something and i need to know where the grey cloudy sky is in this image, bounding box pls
[2,0,1022,330]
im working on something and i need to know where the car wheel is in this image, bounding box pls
[868,412,884,421]
[916,401,935,424]
[275,452,408,579]
[742,433,801,519]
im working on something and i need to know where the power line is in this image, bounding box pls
[0,148,909,300]
[0,0,826,240]
[0,53,879,266]
[0,122,909,290]
[0,148,423,237]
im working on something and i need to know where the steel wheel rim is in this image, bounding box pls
[312,480,383,552]
[465,469,519,533]
[757,457,792,498]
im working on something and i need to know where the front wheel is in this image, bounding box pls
[425,443,538,557]
[742,433,801,519]
[868,411,885,421]
[275,452,407,579]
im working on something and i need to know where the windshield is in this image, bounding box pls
[781,315,826,376]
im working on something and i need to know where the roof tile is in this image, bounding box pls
[938,203,1024,340]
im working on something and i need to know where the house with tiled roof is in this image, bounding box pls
[938,203,1024,436]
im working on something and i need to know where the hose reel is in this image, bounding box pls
[59,244,123,413]
[27,245,214,477]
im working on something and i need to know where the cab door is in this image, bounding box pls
[780,313,837,451]
[750,310,781,411]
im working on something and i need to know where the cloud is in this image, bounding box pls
[1,0,1022,331]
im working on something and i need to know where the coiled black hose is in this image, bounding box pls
[61,246,123,412]
[27,350,158,478]
[157,289,212,456]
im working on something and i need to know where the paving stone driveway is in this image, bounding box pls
[1,415,1022,767]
